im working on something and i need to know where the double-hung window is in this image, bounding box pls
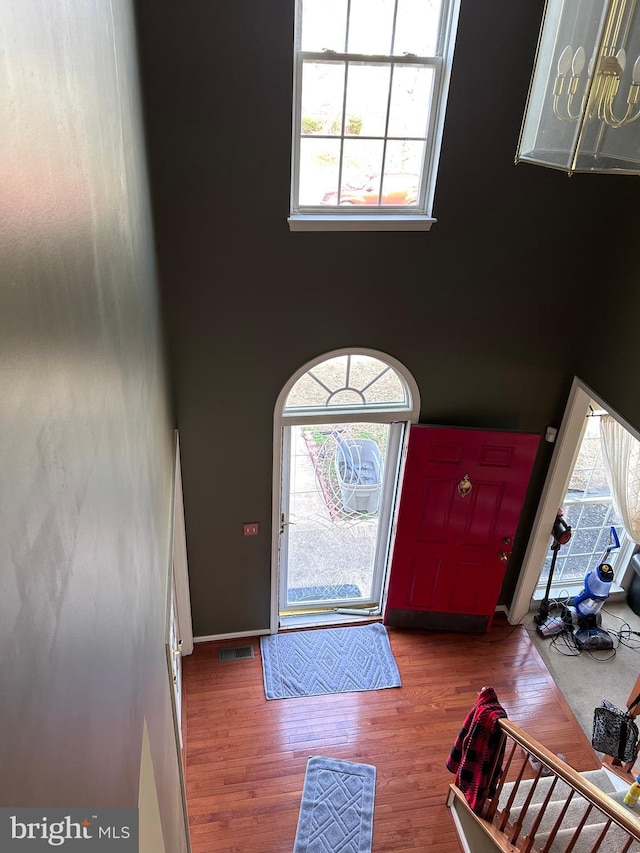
[288,0,461,231]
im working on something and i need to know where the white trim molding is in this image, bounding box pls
[509,377,640,625]
[194,629,271,643]
[288,215,437,232]
[172,431,194,655]
[271,347,421,635]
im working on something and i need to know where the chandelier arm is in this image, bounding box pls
[587,73,606,120]
[597,75,618,120]
[603,100,629,125]
[552,94,571,121]
[566,92,586,121]
[604,100,640,125]
[602,76,638,125]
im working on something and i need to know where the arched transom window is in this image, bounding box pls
[284,352,416,417]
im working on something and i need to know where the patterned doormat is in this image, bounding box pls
[259,622,401,700]
[293,756,376,853]
[287,583,362,602]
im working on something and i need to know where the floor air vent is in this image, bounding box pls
[218,645,254,662]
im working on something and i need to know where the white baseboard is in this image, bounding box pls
[194,628,270,643]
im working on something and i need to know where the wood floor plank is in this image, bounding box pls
[183,616,600,852]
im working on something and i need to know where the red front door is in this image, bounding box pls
[384,425,540,633]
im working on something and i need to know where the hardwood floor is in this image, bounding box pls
[183,615,600,853]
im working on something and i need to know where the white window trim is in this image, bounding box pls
[533,407,630,594]
[288,213,437,231]
[510,377,640,623]
[288,0,461,233]
[271,347,421,633]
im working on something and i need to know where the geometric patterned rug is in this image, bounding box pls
[259,623,401,700]
[293,756,376,853]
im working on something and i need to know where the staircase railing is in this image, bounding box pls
[448,719,640,853]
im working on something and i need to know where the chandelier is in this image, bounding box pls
[516,0,640,174]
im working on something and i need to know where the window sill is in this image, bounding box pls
[279,611,381,630]
[288,214,437,232]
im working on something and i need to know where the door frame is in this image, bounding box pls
[163,430,193,853]
[172,431,193,655]
[270,348,420,634]
[278,419,406,616]
[508,376,640,624]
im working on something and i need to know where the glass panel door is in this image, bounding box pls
[279,421,399,614]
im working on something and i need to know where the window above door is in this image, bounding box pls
[288,0,461,232]
[282,351,419,420]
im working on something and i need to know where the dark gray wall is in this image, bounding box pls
[0,1,186,848]
[133,0,640,636]
[574,210,640,427]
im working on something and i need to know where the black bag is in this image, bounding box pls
[591,693,640,762]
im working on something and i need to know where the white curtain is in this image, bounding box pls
[600,414,640,544]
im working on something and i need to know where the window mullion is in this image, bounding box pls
[379,62,395,202]
[300,51,431,65]
[361,367,392,395]
[390,0,400,54]
[564,495,614,506]
[344,0,351,52]
[582,454,597,497]
[337,60,350,205]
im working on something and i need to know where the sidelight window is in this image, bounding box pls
[538,411,630,590]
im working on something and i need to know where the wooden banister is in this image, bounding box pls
[448,720,640,853]
[627,674,640,718]
[498,719,640,841]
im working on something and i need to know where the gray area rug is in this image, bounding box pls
[260,623,401,700]
[293,756,376,853]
